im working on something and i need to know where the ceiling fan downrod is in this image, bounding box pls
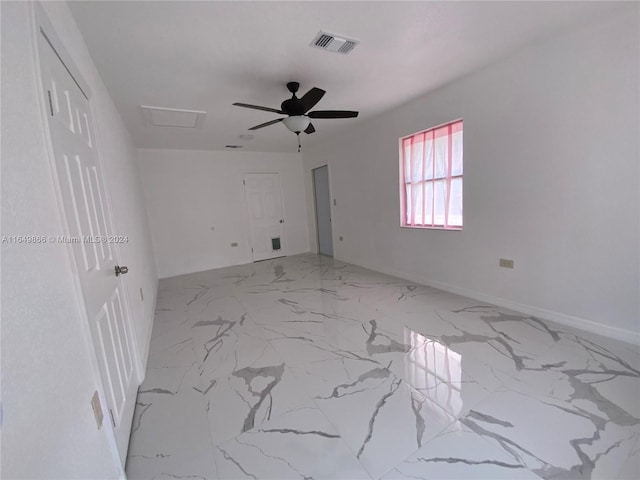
[287,82,300,95]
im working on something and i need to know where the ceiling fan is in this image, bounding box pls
[233,82,359,150]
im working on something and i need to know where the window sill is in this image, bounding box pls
[400,225,463,231]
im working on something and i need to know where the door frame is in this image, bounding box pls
[31,3,140,472]
[312,164,334,256]
[242,172,288,262]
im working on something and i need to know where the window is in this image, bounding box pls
[400,120,463,229]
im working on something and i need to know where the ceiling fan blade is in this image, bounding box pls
[248,118,284,130]
[233,103,284,114]
[308,110,359,119]
[300,88,326,113]
[304,123,316,134]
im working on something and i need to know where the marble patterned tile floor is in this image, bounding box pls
[126,253,640,480]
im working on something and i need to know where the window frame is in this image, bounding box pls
[399,119,463,230]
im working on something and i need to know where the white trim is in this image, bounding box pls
[311,164,334,257]
[156,247,313,279]
[138,285,159,382]
[307,161,336,255]
[160,260,253,280]
[335,253,640,347]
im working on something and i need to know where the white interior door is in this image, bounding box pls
[38,33,138,462]
[313,165,333,257]
[244,173,286,261]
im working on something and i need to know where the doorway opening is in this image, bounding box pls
[312,165,333,257]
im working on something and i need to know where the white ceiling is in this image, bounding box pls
[69,1,621,153]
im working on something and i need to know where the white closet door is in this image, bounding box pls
[38,33,138,462]
[244,173,286,261]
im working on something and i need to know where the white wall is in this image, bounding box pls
[304,7,640,343]
[138,149,309,278]
[1,1,157,478]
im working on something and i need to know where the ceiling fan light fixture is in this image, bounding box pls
[283,116,310,133]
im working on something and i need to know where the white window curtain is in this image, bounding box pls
[401,120,463,229]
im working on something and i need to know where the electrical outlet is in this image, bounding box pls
[139,287,144,302]
[231,242,238,247]
[91,391,103,429]
[499,258,514,269]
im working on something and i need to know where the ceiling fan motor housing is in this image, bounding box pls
[282,82,304,115]
[281,98,304,116]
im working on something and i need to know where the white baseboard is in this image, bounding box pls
[335,254,640,347]
[159,248,311,279]
[137,282,159,383]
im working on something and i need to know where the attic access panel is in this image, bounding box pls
[140,105,206,128]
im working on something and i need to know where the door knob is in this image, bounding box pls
[115,265,129,276]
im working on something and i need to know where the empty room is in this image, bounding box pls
[2,1,639,479]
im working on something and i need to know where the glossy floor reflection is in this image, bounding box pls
[126,253,640,479]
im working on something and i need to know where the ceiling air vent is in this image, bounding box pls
[310,31,359,55]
